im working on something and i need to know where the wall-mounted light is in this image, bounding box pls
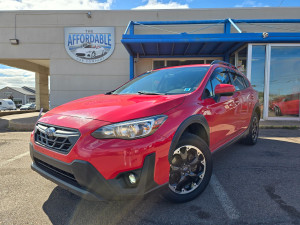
[87,11,92,18]
[10,39,19,45]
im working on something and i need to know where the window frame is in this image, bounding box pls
[202,66,232,100]
[228,70,248,91]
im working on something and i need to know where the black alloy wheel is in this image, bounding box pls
[163,133,212,203]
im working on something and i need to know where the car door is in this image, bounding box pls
[229,71,250,130]
[201,67,238,151]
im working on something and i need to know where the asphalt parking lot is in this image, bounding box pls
[0,129,299,225]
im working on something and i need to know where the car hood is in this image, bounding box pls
[45,94,185,123]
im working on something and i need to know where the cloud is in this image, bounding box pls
[0,67,35,89]
[133,0,189,9]
[0,0,113,10]
[235,0,269,7]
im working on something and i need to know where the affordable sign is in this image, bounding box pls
[64,27,115,64]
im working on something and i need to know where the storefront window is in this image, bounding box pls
[166,60,205,67]
[268,46,300,118]
[237,47,247,75]
[153,60,165,69]
[251,45,266,118]
[153,59,215,69]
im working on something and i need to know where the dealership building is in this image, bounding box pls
[0,8,299,121]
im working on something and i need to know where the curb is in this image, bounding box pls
[8,120,35,131]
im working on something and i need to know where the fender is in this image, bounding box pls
[168,114,209,163]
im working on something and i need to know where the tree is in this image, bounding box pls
[8,95,14,101]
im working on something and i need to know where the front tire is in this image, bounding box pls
[162,133,212,203]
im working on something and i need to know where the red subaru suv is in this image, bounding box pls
[30,61,260,203]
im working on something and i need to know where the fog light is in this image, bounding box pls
[128,173,136,184]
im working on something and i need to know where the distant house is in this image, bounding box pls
[0,86,35,105]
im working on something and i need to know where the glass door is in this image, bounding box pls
[268,46,300,119]
[247,44,300,121]
[248,45,266,119]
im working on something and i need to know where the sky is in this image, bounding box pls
[0,0,299,89]
[0,0,299,10]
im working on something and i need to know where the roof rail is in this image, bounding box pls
[211,60,237,69]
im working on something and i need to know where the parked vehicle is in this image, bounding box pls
[0,99,16,110]
[269,93,299,116]
[30,61,260,203]
[16,104,23,109]
[20,103,36,110]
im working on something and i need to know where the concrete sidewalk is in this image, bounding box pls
[260,120,300,129]
[1,111,299,132]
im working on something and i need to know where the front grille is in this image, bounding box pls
[34,123,80,154]
[34,157,84,189]
[76,53,85,56]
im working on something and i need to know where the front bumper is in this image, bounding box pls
[30,143,158,201]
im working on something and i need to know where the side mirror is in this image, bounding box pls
[215,84,235,96]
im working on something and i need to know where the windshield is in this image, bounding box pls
[113,66,209,95]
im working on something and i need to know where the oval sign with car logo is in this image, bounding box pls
[64,27,115,64]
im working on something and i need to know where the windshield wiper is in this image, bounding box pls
[137,91,164,95]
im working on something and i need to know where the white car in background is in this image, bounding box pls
[20,103,36,110]
[75,44,105,58]
[0,99,16,110]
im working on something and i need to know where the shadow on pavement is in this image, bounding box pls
[42,134,300,225]
[43,186,169,225]
[0,118,9,131]
[10,116,39,124]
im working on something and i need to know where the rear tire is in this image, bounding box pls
[162,133,212,203]
[242,112,259,145]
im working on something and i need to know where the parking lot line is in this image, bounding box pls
[0,152,29,167]
[260,137,300,144]
[210,174,240,220]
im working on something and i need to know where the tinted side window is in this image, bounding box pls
[230,73,247,91]
[202,67,230,99]
[243,76,250,87]
[210,67,231,95]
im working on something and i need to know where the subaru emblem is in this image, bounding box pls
[45,127,56,137]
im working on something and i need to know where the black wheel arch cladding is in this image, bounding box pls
[168,114,209,163]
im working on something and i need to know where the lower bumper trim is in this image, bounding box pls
[30,143,158,200]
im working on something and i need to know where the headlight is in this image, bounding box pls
[91,115,167,139]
